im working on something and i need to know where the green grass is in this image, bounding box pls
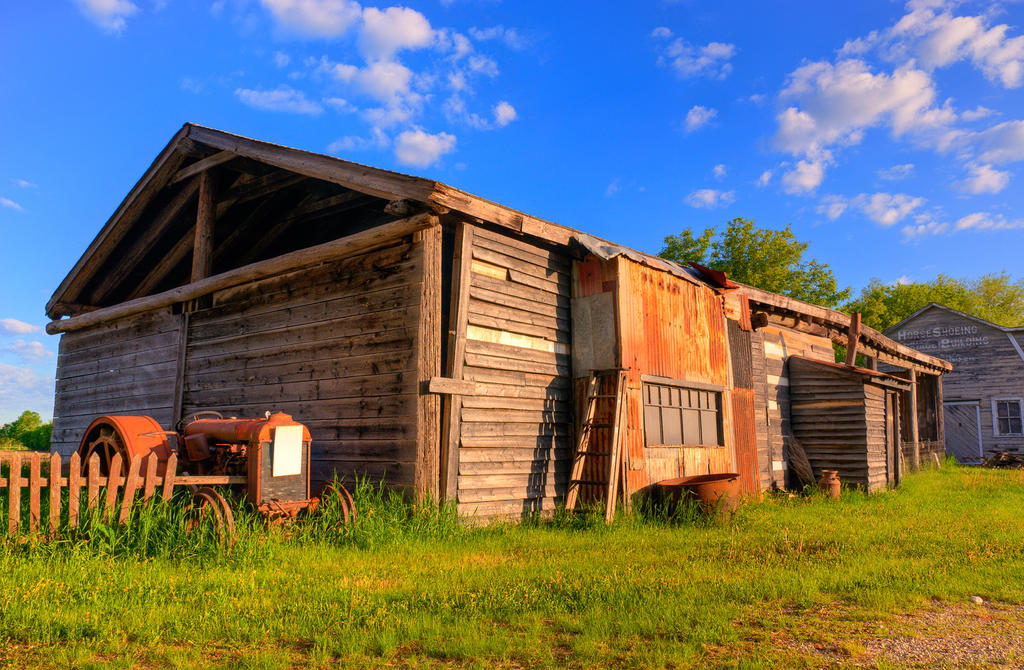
[2,463,1024,668]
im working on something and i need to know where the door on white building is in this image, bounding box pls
[942,402,983,463]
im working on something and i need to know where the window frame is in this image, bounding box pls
[640,375,725,448]
[992,397,1024,437]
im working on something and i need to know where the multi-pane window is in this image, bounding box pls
[642,382,722,447]
[995,399,1023,436]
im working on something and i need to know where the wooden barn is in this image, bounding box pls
[886,303,1024,463]
[46,124,951,517]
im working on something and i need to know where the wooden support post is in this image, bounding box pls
[909,369,920,470]
[415,223,443,501]
[440,222,474,502]
[191,170,217,283]
[845,312,861,367]
[172,312,190,426]
[934,373,945,453]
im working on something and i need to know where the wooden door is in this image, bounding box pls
[943,403,983,463]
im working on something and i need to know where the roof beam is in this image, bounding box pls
[171,150,236,184]
[188,124,436,203]
[47,213,437,335]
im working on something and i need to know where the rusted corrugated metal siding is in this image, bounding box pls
[614,256,731,493]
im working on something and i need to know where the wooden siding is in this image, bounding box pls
[455,226,573,518]
[788,357,894,493]
[180,238,425,492]
[886,306,1024,459]
[749,329,772,491]
[52,308,182,456]
[756,325,835,489]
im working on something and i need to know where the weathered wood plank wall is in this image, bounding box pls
[181,237,426,492]
[755,324,834,489]
[886,306,1024,459]
[454,225,573,518]
[52,308,182,456]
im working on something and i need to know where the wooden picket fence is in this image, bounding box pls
[0,450,245,539]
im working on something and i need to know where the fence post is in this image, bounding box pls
[69,453,82,529]
[142,453,158,501]
[119,456,142,524]
[7,453,21,537]
[162,453,177,501]
[87,453,101,512]
[105,453,122,521]
[48,452,62,538]
[28,453,41,534]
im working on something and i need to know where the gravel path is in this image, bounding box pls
[787,600,1024,668]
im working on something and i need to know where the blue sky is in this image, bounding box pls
[2,0,1024,422]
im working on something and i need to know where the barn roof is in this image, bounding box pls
[886,302,1024,334]
[46,123,952,373]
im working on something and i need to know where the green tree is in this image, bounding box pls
[845,272,1024,332]
[0,411,52,451]
[659,217,851,307]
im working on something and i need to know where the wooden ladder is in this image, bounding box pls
[565,369,629,523]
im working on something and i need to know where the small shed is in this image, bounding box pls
[788,356,911,492]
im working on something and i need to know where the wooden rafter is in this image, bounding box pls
[191,171,217,282]
[171,150,236,184]
[235,191,369,266]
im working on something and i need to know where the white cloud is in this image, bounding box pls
[274,51,291,68]
[260,0,362,38]
[327,128,390,153]
[685,105,717,132]
[13,179,36,189]
[856,192,926,226]
[901,216,950,239]
[756,169,773,187]
[969,120,1024,165]
[781,159,827,195]
[961,105,996,122]
[0,362,53,423]
[776,59,951,157]
[605,178,621,198]
[0,197,23,212]
[954,212,1024,232]
[394,128,456,167]
[685,189,735,209]
[352,60,415,104]
[956,163,1010,194]
[493,101,517,127]
[817,195,847,221]
[75,0,139,33]
[235,85,324,115]
[469,25,527,50]
[323,96,356,113]
[878,163,915,180]
[654,32,736,80]
[2,340,51,362]
[0,319,37,335]
[712,164,727,179]
[359,6,434,60]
